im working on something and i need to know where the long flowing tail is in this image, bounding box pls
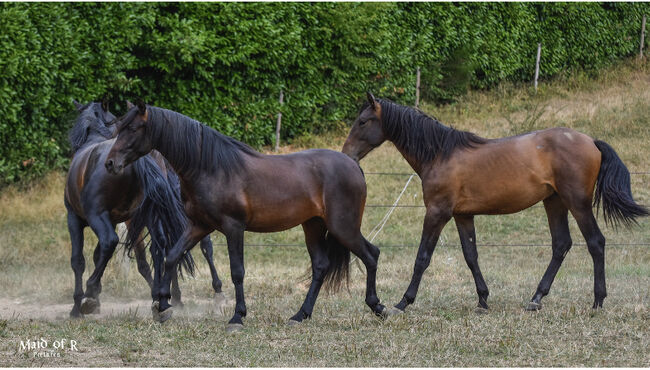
[321,233,350,292]
[593,140,649,228]
[124,155,195,277]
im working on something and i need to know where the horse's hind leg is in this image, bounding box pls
[67,211,86,318]
[199,236,223,294]
[454,215,490,311]
[81,211,119,315]
[355,237,386,317]
[126,220,153,288]
[199,236,226,312]
[170,236,224,308]
[289,218,330,324]
[326,220,386,318]
[170,268,183,308]
[569,203,606,309]
[527,194,572,311]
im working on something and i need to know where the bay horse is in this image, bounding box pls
[65,100,223,317]
[343,92,648,314]
[105,101,386,331]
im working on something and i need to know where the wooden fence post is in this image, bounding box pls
[534,43,541,91]
[415,67,421,108]
[641,15,647,59]
[275,90,284,152]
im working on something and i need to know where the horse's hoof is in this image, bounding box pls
[287,319,302,326]
[375,306,390,320]
[69,309,83,319]
[226,323,244,333]
[474,306,489,315]
[525,301,542,311]
[157,307,173,323]
[79,297,100,315]
[385,306,405,318]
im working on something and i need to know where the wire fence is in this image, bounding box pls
[363,171,649,209]
[216,170,648,250]
[211,242,650,249]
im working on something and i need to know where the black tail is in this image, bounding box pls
[124,155,195,277]
[593,140,649,228]
[321,233,350,292]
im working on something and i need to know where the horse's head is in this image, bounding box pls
[342,92,386,162]
[69,100,116,153]
[105,100,152,175]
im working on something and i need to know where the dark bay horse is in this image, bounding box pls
[65,101,223,317]
[105,101,386,330]
[343,93,648,314]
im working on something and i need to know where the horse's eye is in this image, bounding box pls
[359,120,367,127]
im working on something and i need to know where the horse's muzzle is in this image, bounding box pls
[105,158,123,175]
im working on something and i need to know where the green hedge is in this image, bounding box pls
[0,3,648,185]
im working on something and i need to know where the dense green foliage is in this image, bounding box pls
[0,2,648,185]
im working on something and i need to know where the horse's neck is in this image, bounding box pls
[149,116,183,176]
[392,142,424,176]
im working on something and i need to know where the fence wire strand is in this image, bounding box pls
[207,171,648,249]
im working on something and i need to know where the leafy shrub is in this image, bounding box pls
[0,3,648,186]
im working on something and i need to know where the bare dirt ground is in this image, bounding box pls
[0,295,232,321]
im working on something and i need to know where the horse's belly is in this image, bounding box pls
[454,182,554,215]
[245,198,323,233]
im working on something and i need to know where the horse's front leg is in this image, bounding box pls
[390,206,450,315]
[455,215,490,312]
[67,210,86,318]
[154,225,206,322]
[223,224,247,332]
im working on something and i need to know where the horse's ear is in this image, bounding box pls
[126,100,134,110]
[135,99,146,115]
[72,99,83,111]
[366,91,377,110]
[101,97,109,112]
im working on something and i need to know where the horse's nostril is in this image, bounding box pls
[106,159,114,171]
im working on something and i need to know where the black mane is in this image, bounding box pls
[375,99,485,162]
[69,102,114,153]
[147,106,260,179]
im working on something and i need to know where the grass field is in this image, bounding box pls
[0,59,648,367]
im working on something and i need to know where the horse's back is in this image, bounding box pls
[235,149,366,232]
[439,127,601,214]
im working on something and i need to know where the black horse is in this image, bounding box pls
[65,100,224,317]
[105,102,386,330]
